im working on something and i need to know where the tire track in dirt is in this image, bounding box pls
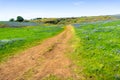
[0,25,77,80]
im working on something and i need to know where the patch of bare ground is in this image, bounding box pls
[0,25,82,80]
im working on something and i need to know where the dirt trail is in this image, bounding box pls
[0,25,77,80]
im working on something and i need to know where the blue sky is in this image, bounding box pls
[0,0,120,20]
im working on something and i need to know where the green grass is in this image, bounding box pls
[42,74,74,80]
[0,26,64,62]
[70,20,120,80]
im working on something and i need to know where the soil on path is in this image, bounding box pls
[0,25,78,80]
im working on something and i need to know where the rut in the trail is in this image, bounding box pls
[0,25,77,80]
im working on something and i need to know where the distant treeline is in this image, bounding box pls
[31,16,115,24]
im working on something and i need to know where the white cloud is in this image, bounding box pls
[73,1,84,6]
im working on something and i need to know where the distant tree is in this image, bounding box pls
[16,16,24,22]
[36,18,42,20]
[24,20,29,22]
[9,18,14,22]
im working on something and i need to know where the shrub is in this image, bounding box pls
[9,18,14,22]
[16,16,24,22]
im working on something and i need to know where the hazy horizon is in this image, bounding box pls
[0,0,120,21]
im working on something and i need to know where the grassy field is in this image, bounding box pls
[0,26,63,62]
[70,20,120,80]
[0,20,120,80]
[0,21,40,28]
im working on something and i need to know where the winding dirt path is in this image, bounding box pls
[0,25,77,80]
